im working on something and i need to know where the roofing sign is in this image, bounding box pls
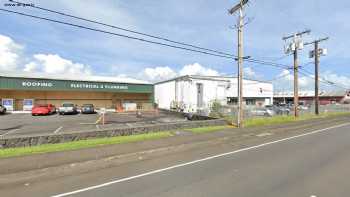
[22,81,54,88]
[0,76,153,93]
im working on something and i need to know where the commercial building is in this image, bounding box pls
[274,90,350,105]
[0,74,154,111]
[155,75,273,113]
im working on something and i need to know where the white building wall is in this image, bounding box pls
[154,80,175,110]
[174,79,230,112]
[226,78,273,105]
[154,76,274,112]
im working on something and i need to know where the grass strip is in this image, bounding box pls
[0,132,173,159]
[185,125,233,134]
[244,112,350,128]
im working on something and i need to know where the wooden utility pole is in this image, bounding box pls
[283,30,311,118]
[293,47,299,117]
[237,3,244,128]
[305,37,329,115]
[314,41,319,115]
[229,0,248,128]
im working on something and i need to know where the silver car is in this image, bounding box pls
[58,103,78,115]
[251,108,276,117]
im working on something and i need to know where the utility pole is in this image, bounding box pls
[229,0,249,128]
[283,30,311,118]
[305,37,329,115]
[293,47,299,117]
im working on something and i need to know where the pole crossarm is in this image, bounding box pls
[229,0,249,15]
[282,29,311,41]
[305,37,329,46]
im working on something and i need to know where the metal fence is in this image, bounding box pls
[208,104,350,120]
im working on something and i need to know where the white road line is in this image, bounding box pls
[53,126,63,134]
[0,129,20,137]
[52,122,350,197]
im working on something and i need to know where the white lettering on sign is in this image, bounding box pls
[22,81,53,87]
[70,83,128,90]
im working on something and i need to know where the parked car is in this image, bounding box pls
[251,108,276,117]
[0,104,6,115]
[266,105,290,115]
[32,104,56,116]
[58,103,78,115]
[298,105,309,110]
[81,104,95,114]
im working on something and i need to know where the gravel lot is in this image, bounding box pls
[0,111,187,137]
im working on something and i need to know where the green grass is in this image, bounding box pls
[185,125,233,134]
[244,111,350,128]
[0,132,173,159]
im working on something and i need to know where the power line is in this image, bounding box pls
[0,8,292,71]
[0,8,238,60]
[2,6,346,91]
[9,0,243,60]
[299,69,349,90]
[4,1,293,70]
[255,54,291,62]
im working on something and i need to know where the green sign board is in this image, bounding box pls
[0,76,153,93]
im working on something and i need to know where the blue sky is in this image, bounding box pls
[1,0,350,91]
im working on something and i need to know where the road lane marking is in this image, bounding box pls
[256,132,273,137]
[53,126,63,134]
[79,123,96,125]
[52,122,350,197]
[0,129,20,137]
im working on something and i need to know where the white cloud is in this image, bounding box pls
[138,63,221,82]
[179,63,219,76]
[26,54,92,75]
[141,66,177,81]
[322,71,350,89]
[274,69,311,90]
[0,35,22,71]
[274,69,350,91]
[23,62,38,72]
[244,67,257,78]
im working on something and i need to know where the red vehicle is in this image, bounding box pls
[32,104,56,116]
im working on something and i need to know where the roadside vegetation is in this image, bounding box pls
[243,112,350,127]
[0,132,173,158]
[1,112,349,158]
[185,125,233,134]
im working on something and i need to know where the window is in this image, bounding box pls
[227,97,237,105]
[246,99,256,106]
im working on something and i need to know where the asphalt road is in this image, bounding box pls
[3,122,350,197]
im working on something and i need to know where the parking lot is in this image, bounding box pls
[0,111,187,138]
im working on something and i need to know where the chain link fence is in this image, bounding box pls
[208,101,350,122]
